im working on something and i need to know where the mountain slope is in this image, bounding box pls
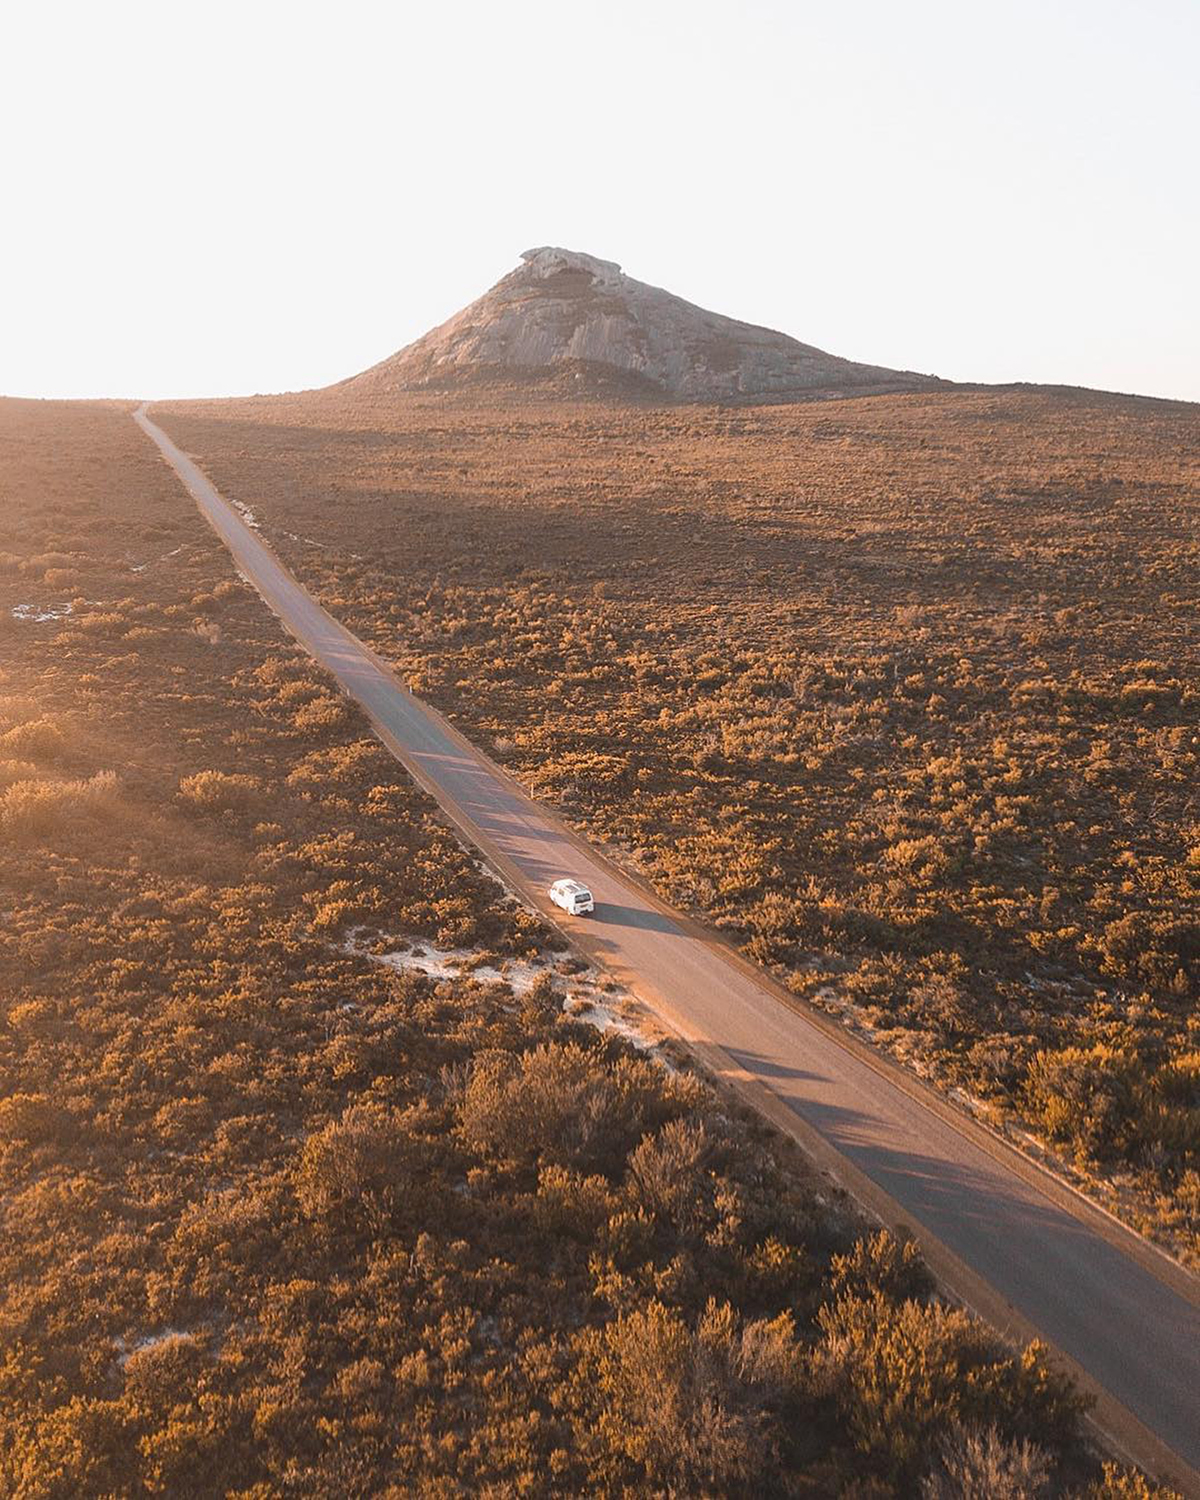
[343,246,939,402]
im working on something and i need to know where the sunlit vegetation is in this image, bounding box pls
[0,398,1178,1495]
[154,383,1200,1267]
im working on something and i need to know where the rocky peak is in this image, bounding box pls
[345,248,937,403]
[519,246,623,286]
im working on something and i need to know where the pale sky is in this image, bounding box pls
[3,0,1197,402]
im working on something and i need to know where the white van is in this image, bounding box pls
[549,878,595,916]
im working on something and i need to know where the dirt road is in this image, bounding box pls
[135,403,1200,1493]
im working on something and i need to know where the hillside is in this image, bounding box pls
[342,246,939,401]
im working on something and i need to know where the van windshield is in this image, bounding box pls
[575,891,592,903]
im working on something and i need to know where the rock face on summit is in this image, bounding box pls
[346,247,936,402]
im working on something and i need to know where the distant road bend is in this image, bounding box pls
[134,404,1200,1493]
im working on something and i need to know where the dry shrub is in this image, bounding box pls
[0,758,40,788]
[0,770,119,840]
[0,694,39,722]
[1081,1462,1184,1498]
[292,696,349,733]
[121,1334,207,1407]
[1096,912,1199,994]
[169,1185,284,1294]
[177,769,263,812]
[828,1228,933,1302]
[1156,1050,1200,1106]
[574,1297,802,1493]
[0,716,66,761]
[0,1393,128,1498]
[813,1293,1083,1485]
[0,1092,76,1145]
[920,1422,1051,1499]
[295,1103,431,1234]
[309,896,366,932]
[627,1116,715,1236]
[884,835,953,879]
[253,655,299,685]
[533,1164,620,1239]
[1022,1046,1141,1162]
[274,678,325,705]
[286,740,380,788]
[454,1042,675,1171]
[77,611,128,635]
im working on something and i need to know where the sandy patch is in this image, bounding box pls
[344,930,669,1055]
[12,601,74,622]
[229,498,259,529]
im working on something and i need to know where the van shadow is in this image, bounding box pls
[590,903,680,935]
